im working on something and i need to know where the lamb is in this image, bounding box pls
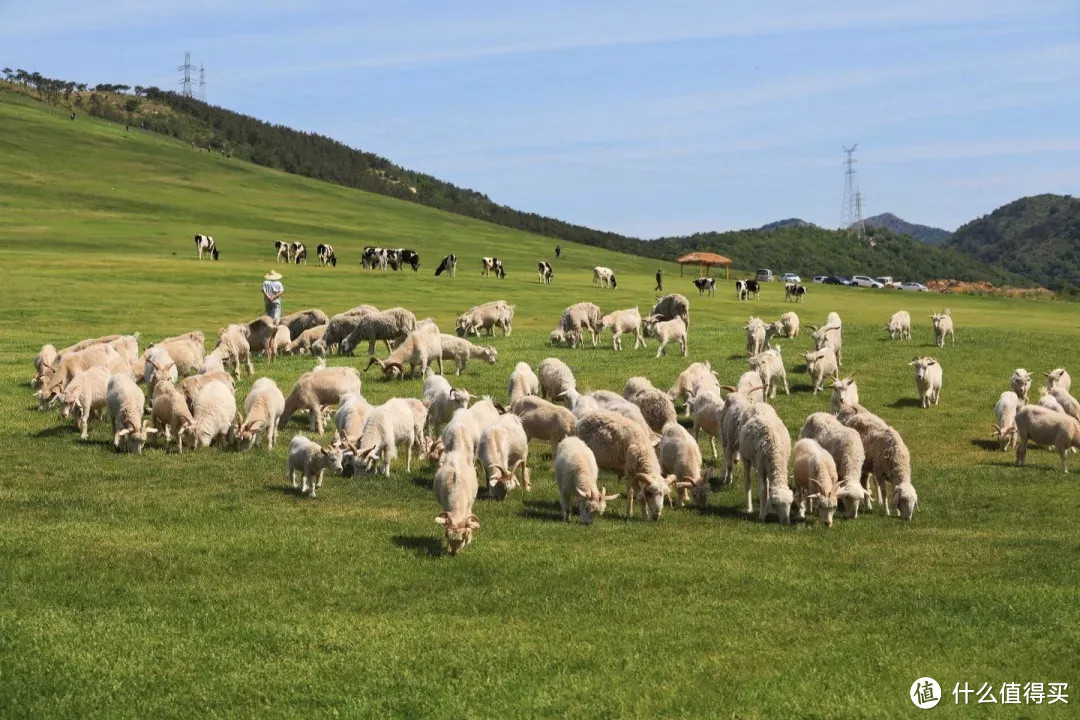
[510,395,576,455]
[553,437,619,524]
[287,435,345,498]
[366,323,443,380]
[809,314,843,367]
[538,357,576,401]
[836,406,918,519]
[643,315,688,357]
[177,371,234,413]
[931,309,955,348]
[778,311,799,338]
[792,438,839,526]
[280,308,329,340]
[342,307,417,356]
[687,389,725,459]
[658,422,709,509]
[433,447,481,556]
[334,391,373,448]
[1015,404,1080,473]
[236,377,286,450]
[555,302,603,348]
[279,366,363,434]
[748,347,788,399]
[441,398,500,457]
[886,311,912,341]
[478,414,530,500]
[38,343,131,408]
[804,346,839,395]
[1011,369,1032,402]
[321,306,378,353]
[625,386,677,434]
[107,373,156,453]
[744,317,767,356]
[799,412,869,519]
[200,351,226,374]
[212,324,254,378]
[455,301,515,337]
[57,366,111,439]
[650,293,690,327]
[830,376,859,414]
[508,361,540,404]
[1045,368,1072,393]
[284,324,327,355]
[600,307,644,350]
[992,391,1022,451]
[737,401,793,523]
[910,357,943,408]
[189,380,237,448]
[32,344,58,389]
[352,398,428,475]
[149,377,195,453]
[439,334,497,375]
[575,410,675,520]
[667,361,720,413]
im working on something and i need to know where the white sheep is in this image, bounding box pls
[441,399,500,457]
[601,307,644,350]
[478,414,530,500]
[354,398,428,475]
[279,366,362,434]
[510,395,576,455]
[1045,368,1071,393]
[149,377,195,452]
[555,302,603,348]
[748,347,788,399]
[658,422,709,509]
[341,307,416,356]
[830,376,859,414]
[1039,387,1066,414]
[284,324,327,355]
[626,387,677,434]
[32,343,58,389]
[1050,386,1080,422]
[280,308,329,339]
[1011,369,1032,403]
[910,357,943,408]
[57,365,111,439]
[624,376,654,399]
[433,447,481,556]
[886,311,912,341]
[508,361,540,403]
[735,370,765,402]
[321,306,378,353]
[146,331,205,375]
[554,437,619,524]
[809,314,843,367]
[778,311,799,338]
[799,412,869,519]
[792,438,839,526]
[422,372,471,442]
[538,357,576,401]
[213,324,254,378]
[37,343,131,408]
[667,361,720,413]
[287,435,345,498]
[334,391,373,449]
[836,406,918,519]
[144,346,179,395]
[687,389,725,459]
[439,334,497,375]
[643,315,687,357]
[992,391,1022,451]
[649,293,690,327]
[737,401,793,523]
[931,309,955,348]
[1015,404,1080,473]
[562,390,652,436]
[190,380,237,448]
[178,370,234,414]
[744,317,766,356]
[237,377,286,450]
[107,373,156,453]
[717,387,758,485]
[455,301,515,337]
[366,323,443,380]
[804,346,838,395]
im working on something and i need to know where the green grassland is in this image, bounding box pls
[1,91,1078,718]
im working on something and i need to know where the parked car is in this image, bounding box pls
[901,282,929,292]
[812,275,828,284]
[756,269,774,282]
[877,277,902,289]
[781,273,801,283]
[852,275,884,289]
[822,276,852,286]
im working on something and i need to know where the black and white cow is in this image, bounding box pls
[784,283,806,302]
[481,257,497,276]
[274,241,291,263]
[398,249,420,271]
[537,261,553,285]
[292,242,308,265]
[435,254,457,277]
[317,244,337,267]
[735,279,753,301]
[745,279,760,299]
[195,234,218,260]
[694,277,716,295]
[494,258,506,279]
[361,246,387,269]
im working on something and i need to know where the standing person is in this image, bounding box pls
[262,270,284,322]
[555,245,561,259]
[655,269,663,292]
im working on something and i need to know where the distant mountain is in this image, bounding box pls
[862,213,952,245]
[759,218,818,231]
[945,194,1080,290]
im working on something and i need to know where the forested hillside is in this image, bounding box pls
[863,213,952,245]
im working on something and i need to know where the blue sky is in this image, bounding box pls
[3,0,1078,237]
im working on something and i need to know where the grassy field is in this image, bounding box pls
[1,90,1078,718]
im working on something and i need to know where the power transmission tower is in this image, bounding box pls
[178,51,195,97]
[839,144,858,231]
[853,189,865,240]
[198,64,206,101]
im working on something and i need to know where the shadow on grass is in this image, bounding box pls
[889,398,924,409]
[263,483,308,498]
[518,498,564,523]
[970,438,1003,451]
[32,424,80,439]
[392,534,444,558]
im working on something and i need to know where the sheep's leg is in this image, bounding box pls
[758,474,769,522]
[80,411,90,440]
[244,350,254,376]
[1016,436,1027,466]
[744,463,754,515]
[781,372,789,395]
[655,341,665,359]
[680,337,687,357]
[560,494,571,522]
[879,479,890,516]
[625,476,634,519]
[634,330,645,350]
[406,439,413,473]
[289,468,298,489]
[1059,444,1069,473]
[709,436,717,459]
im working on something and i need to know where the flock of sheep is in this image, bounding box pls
[28,280,1080,556]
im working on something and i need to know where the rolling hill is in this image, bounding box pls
[862,212,952,245]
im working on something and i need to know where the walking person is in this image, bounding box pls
[555,245,561,259]
[262,270,285,322]
[655,269,663,292]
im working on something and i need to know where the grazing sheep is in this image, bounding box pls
[735,370,765,402]
[601,307,644,350]
[1050,387,1080,422]
[200,350,226,375]
[353,398,428,474]
[562,389,652,437]
[1015,404,1080,473]
[104,333,141,368]
[886,311,912,341]
[56,333,123,358]
[792,438,839,526]
[625,386,677,434]
[508,361,540,404]
[910,357,943,408]
[555,302,603,348]
[510,395,576,455]
[147,331,205,375]
[422,373,471,441]
[321,306,378,354]
[643,315,688,357]
[809,314,843,367]
[439,334,497,375]
[32,343,59,389]
[575,410,675,520]
[687,389,725,459]
[624,376,654,399]
[478,414,530,500]
[799,412,869,519]
[240,316,280,360]
[930,309,955,348]
[107,373,156,453]
[334,392,373,449]
[554,437,619,524]
[744,317,767,356]
[287,435,345,498]
[268,325,291,359]
[281,308,329,340]
[280,366,363,434]
[190,380,237,448]
[284,324,327,355]
[455,301,515,338]
[658,422,709,509]
[1011,369,1032,403]
[38,343,131,408]
[668,361,721,413]
[717,387,757,485]
[144,347,179,399]
[177,371,234,414]
[836,406,918,519]
[650,293,690,327]
[748,347,788,399]
[342,307,417,356]
[237,377,286,450]
[1046,368,1072,393]
[366,324,443,380]
[1038,387,1066,413]
[804,346,839,395]
[441,398,500,457]
[830,376,859,414]
[213,324,254,378]
[433,448,481,556]
[57,365,111,439]
[149,377,195,453]
[737,401,792,523]
[538,358,576,401]
[992,391,1022,451]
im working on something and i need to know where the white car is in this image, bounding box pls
[781,273,801,283]
[851,275,884,289]
[901,282,929,292]
[812,275,828,284]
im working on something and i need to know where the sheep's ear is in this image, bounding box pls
[908,360,917,366]
[927,359,938,366]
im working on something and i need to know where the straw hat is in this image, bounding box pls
[264,270,282,281]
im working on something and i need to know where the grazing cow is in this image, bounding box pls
[592,266,617,289]
[537,261,553,285]
[735,280,748,301]
[785,283,806,302]
[275,241,291,263]
[195,234,218,260]
[317,244,337,267]
[745,279,760,299]
[292,242,308,265]
[361,246,389,270]
[481,257,505,279]
[694,277,716,295]
[435,254,457,277]
[398,249,420,271]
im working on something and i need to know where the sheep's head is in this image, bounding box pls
[454,315,471,337]
[577,487,619,525]
[320,445,345,475]
[310,339,326,357]
[115,423,156,454]
[635,473,676,520]
[830,376,859,410]
[766,482,794,525]
[909,357,938,383]
[57,394,76,420]
[891,482,918,520]
[991,423,1017,450]
[435,512,479,556]
[676,473,712,510]
[837,485,869,519]
[1046,368,1070,391]
[487,463,521,501]
[549,329,566,346]
[482,346,498,365]
[806,479,838,527]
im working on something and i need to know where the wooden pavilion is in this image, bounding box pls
[676,251,733,279]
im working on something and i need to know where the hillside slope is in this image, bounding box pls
[863,212,952,245]
[945,194,1080,290]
